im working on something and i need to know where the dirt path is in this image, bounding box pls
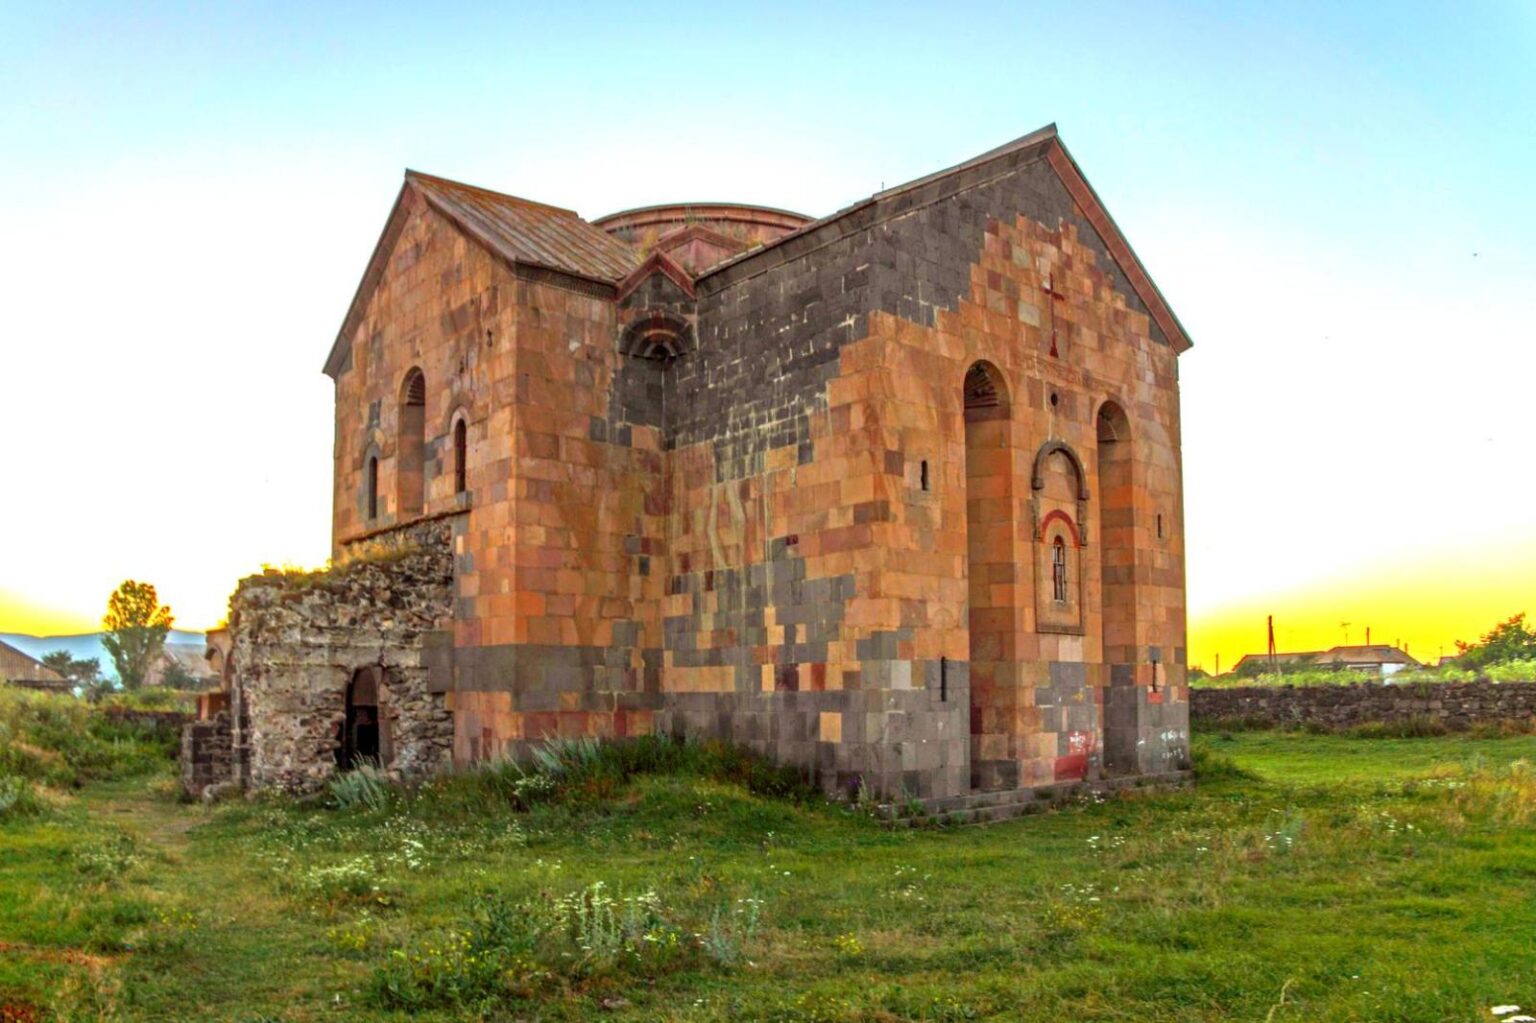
[69,781,348,1021]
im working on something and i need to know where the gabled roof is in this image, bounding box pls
[697,124,1193,353]
[617,249,696,301]
[407,172,639,283]
[324,172,639,377]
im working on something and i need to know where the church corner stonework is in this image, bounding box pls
[199,126,1193,803]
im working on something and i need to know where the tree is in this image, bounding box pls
[1455,613,1536,670]
[40,650,102,688]
[101,580,174,690]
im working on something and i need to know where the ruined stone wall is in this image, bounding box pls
[1192,682,1536,731]
[229,518,456,791]
[181,712,231,798]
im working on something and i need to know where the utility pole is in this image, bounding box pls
[1268,615,1277,674]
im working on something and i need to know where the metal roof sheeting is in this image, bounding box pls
[406,171,639,284]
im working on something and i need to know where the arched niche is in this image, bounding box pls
[397,368,427,518]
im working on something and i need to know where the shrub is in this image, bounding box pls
[0,773,45,819]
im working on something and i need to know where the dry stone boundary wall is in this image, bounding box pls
[1191,681,1536,731]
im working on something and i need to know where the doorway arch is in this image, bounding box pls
[338,667,384,770]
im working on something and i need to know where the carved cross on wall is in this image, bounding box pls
[1042,271,1067,359]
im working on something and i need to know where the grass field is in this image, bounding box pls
[3,726,1535,1022]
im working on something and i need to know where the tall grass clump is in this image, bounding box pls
[425,734,818,814]
[328,763,391,812]
[1190,742,1258,782]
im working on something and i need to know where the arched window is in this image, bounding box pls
[366,455,379,520]
[397,369,426,517]
[1051,536,1068,602]
[453,417,467,495]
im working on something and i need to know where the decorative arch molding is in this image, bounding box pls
[440,402,473,438]
[1030,439,1089,500]
[1038,508,1083,548]
[353,428,387,471]
[359,440,384,522]
[1029,439,1089,552]
[619,310,695,361]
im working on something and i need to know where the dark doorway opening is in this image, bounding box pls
[337,667,382,770]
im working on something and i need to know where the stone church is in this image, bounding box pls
[200,125,1192,802]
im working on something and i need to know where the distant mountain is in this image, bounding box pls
[0,630,208,682]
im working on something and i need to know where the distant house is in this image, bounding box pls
[1232,645,1421,679]
[0,639,72,692]
[1318,645,1421,676]
[1231,650,1324,675]
[142,644,220,688]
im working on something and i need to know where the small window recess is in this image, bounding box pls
[919,460,930,492]
[453,418,468,495]
[1157,513,1164,540]
[366,456,379,520]
[1051,536,1068,603]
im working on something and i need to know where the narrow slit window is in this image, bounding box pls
[919,459,930,492]
[366,456,379,520]
[453,418,467,495]
[1157,513,1164,540]
[1051,536,1068,603]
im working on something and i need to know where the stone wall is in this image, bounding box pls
[181,712,232,798]
[1191,682,1536,730]
[227,517,457,792]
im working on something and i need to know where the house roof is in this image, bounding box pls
[0,638,67,683]
[696,124,1193,353]
[1231,645,1422,671]
[1319,645,1421,667]
[1232,651,1324,670]
[324,172,640,377]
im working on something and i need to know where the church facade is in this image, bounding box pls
[219,125,1191,800]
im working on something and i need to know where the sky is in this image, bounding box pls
[0,1,1532,672]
